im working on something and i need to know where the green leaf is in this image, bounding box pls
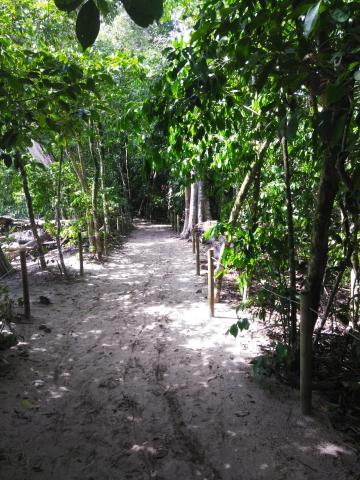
[97,0,110,15]
[21,399,34,410]
[330,8,349,23]
[54,0,84,12]
[237,318,250,331]
[304,1,321,38]
[122,0,163,28]
[354,70,360,81]
[275,343,288,361]
[325,82,346,105]
[76,0,100,50]
[228,323,238,338]
[1,153,12,168]
[287,112,298,141]
[330,114,347,147]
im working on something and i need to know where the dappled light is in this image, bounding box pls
[3,223,358,479]
[0,3,359,480]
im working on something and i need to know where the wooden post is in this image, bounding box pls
[195,232,200,276]
[20,249,30,319]
[176,215,180,234]
[78,232,84,276]
[208,248,215,317]
[192,228,195,254]
[300,292,312,415]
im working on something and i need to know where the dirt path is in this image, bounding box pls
[1,222,359,480]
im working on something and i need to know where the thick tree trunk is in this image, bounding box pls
[197,181,205,223]
[181,186,191,237]
[204,196,212,222]
[18,161,47,270]
[55,150,68,278]
[300,92,353,414]
[89,134,103,261]
[215,140,270,302]
[281,132,297,346]
[300,153,339,414]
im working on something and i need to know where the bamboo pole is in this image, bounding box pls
[20,249,30,319]
[78,232,84,276]
[208,248,215,317]
[195,232,200,276]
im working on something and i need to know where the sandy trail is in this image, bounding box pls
[0,222,359,480]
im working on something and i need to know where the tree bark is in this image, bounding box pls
[96,124,110,255]
[89,132,102,261]
[182,182,198,239]
[300,107,348,414]
[181,185,191,237]
[55,150,68,278]
[281,131,297,346]
[197,180,205,223]
[18,161,47,270]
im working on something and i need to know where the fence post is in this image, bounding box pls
[78,232,84,276]
[195,232,200,276]
[208,248,215,317]
[20,249,30,319]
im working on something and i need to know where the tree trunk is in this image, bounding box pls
[300,135,344,414]
[67,143,95,252]
[125,138,131,201]
[181,185,191,237]
[89,133,102,261]
[281,131,297,346]
[55,150,68,278]
[18,161,47,270]
[215,140,270,302]
[229,141,269,227]
[197,180,205,223]
[96,124,110,255]
[204,196,212,221]
[182,182,198,239]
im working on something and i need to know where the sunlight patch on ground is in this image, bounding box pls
[317,442,353,456]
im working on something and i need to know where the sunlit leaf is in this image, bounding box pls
[304,1,322,38]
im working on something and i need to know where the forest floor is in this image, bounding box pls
[1,222,359,480]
